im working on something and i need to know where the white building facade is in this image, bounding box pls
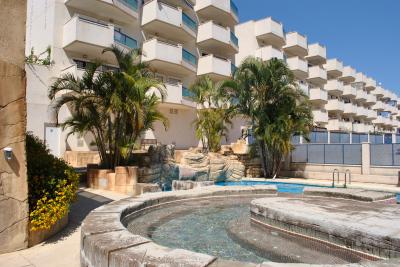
[235,17,400,137]
[25,0,242,156]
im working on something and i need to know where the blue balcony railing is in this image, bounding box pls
[182,49,197,66]
[231,63,237,75]
[182,12,197,31]
[230,31,238,47]
[230,0,238,17]
[118,0,138,11]
[182,87,195,99]
[114,30,137,49]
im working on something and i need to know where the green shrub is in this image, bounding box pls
[26,133,79,231]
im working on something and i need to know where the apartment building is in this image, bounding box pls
[235,17,400,136]
[25,0,242,156]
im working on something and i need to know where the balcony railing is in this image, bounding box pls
[118,0,138,11]
[230,31,238,47]
[182,86,195,99]
[182,12,197,31]
[114,29,137,49]
[183,49,197,66]
[231,63,237,75]
[230,0,238,17]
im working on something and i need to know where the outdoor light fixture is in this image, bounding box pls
[3,147,12,160]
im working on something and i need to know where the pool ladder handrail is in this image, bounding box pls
[332,169,339,187]
[344,169,351,188]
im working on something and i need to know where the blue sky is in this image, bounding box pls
[235,0,400,94]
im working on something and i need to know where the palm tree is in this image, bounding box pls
[222,57,313,177]
[49,45,168,168]
[189,76,233,152]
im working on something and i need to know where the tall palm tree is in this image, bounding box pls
[189,76,233,152]
[49,45,168,168]
[222,57,313,177]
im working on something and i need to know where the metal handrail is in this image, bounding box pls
[345,169,351,188]
[332,169,339,187]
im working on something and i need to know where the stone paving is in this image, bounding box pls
[0,188,126,267]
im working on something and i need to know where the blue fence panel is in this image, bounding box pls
[343,145,362,165]
[384,134,393,144]
[370,134,383,144]
[324,145,343,164]
[352,133,368,144]
[308,145,324,164]
[330,132,350,144]
[393,144,400,166]
[370,144,393,166]
[291,135,301,144]
[291,145,307,163]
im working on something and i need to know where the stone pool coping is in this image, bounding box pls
[80,185,400,267]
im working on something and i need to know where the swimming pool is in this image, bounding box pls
[215,180,333,194]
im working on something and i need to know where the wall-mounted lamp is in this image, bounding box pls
[3,147,12,160]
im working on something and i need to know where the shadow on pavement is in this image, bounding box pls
[43,188,113,244]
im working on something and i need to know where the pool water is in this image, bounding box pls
[124,197,364,264]
[216,180,332,194]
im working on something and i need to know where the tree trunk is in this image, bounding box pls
[259,140,268,178]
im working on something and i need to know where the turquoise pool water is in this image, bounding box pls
[215,181,333,194]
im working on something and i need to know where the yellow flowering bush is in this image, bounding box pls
[26,133,79,231]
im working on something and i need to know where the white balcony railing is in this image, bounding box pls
[197,21,238,57]
[197,54,232,79]
[365,77,377,90]
[307,66,327,86]
[324,79,344,95]
[339,66,356,82]
[342,85,357,98]
[326,99,344,112]
[324,59,343,78]
[254,17,285,48]
[343,103,358,115]
[286,56,308,79]
[312,110,328,124]
[305,43,327,64]
[142,0,197,42]
[309,88,328,103]
[356,90,367,102]
[194,0,239,27]
[283,32,308,57]
[255,45,284,61]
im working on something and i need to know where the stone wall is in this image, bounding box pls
[0,0,29,253]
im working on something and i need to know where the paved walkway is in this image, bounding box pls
[0,188,127,267]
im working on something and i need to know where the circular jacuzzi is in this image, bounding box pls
[80,185,400,267]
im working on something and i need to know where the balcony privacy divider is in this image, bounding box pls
[182,12,197,31]
[230,31,238,46]
[182,49,197,66]
[118,0,138,11]
[230,0,239,17]
[114,29,137,49]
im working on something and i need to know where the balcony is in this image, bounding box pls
[307,66,327,86]
[286,57,308,80]
[355,73,367,85]
[255,45,284,62]
[372,86,384,97]
[367,109,378,120]
[297,82,309,94]
[327,119,351,132]
[342,85,357,98]
[324,59,343,79]
[365,93,377,105]
[142,39,197,77]
[142,1,197,43]
[365,78,376,91]
[355,90,367,102]
[373,116,385,125]
[305,43,327,65]
[64,0,138,23]
[283,32,307,58]
[309,88,328,105]
[339,66,356,83]
[254,17,285,48]
[381,89,391,100]
[343,103,357,115]
[372,101,385,111]
[312,110,328,125]
[197,21,238,57]
[194,0,239,28]
[324,79,344,96]
[355,106,368,118]
[352,123,366,133]
[63,16,119,64]
[326,99,344,113]
[391,106,399,115]
[197,55,232,80]
[149,82,196,109]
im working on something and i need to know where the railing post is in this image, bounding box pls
[361,142,370,175]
